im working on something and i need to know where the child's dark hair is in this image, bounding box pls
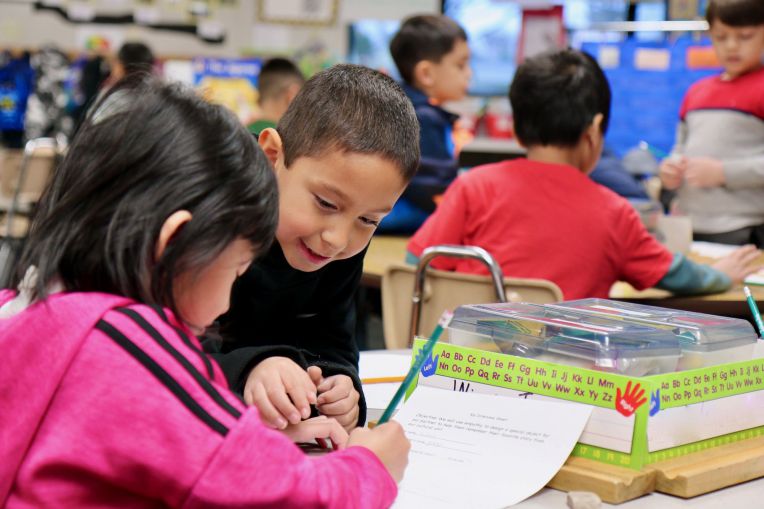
[16,75,278,318]
[277,63,420,181]
[509,49,611,148]
[390,15,467,85]
[117,42,155,74]
[257,57,304,105]
[706,0,764,26]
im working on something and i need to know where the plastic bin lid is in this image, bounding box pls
[450,302,681,363]
[545,299,757,351]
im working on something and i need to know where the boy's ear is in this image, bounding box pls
[412,60,434,90]
[584,113,604,147]
[581,113,605,173]
[258,127,284,170]
[155,210,193,261]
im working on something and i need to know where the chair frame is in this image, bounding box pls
[409,245,507,345]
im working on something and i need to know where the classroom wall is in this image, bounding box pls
[0,0,438,59]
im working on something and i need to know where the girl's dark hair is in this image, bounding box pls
[706,0,764,26]
[510,49,611,148]
[15,75,278,318]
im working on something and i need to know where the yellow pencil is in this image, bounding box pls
[362,376,406,384]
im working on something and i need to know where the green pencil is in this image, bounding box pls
[744,286,764,338]
[377,311,453,424]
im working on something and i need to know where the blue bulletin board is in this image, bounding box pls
[582,36,721,158]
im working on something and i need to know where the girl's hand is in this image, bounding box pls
[347,421,410,483]
[308,366,360,432]
[244,357,317,429]
[282,415,349,449]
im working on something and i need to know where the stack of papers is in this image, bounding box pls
[690,241,739,259]
[745,271,764,286]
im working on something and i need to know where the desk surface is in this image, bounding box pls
[362,235,408,288]
[459,137,525,167]
[461,136,525,154]
[362,236,764,315]
[360,350,764,508]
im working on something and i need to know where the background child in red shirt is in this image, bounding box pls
[408,49,759,299]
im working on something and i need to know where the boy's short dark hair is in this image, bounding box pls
[18,76,278,317]
[509,49,611,148]
[117,42,155,74]
[277,63,420,181]
[706,0,764,26]
[390,14,467,85]
[257,57,305,105]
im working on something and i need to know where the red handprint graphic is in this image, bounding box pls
[615,381,646,417]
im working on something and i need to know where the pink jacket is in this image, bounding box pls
[0,291,396,508]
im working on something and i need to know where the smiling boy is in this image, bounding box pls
[660,0,764,246]
[204,64,420,432]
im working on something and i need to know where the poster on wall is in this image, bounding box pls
[193,58,262,123]
[257,0,339,26]
[516,6,565,63]
[75,25,125,53]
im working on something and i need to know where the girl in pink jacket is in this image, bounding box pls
[0,76,409,508]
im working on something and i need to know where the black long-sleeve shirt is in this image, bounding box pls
[203,242,367,425]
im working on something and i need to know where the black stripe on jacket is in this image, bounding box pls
[96,319,229,436]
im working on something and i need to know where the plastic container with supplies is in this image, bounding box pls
[447,302,681,376]
[545,299,758,370]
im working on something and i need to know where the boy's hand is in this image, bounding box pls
[685,157,725,188]
[659,156,686,190]
[244,357,317,429]
[308,366,360,432]
[712,244,762,285]
[282,415,349,450]
[347,421,410,483]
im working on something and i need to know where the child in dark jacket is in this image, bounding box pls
[377,14,471,233]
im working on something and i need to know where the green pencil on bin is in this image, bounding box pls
[377,311,453,424]
[744,286,764,338]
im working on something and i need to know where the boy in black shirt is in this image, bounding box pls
[205,64,420,432]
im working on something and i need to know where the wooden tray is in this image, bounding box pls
[548,436,764,503]
[547,456,655,504]
[645,435,764,498]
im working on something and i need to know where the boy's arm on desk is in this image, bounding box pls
[611,245,764,302]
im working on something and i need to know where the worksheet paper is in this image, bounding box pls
[392,386,592,508]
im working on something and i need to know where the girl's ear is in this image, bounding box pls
[155,210,193,261]
[258,127,285,171]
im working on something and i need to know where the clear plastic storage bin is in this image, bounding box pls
[545,299,758,370]
[448,302,681,376]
